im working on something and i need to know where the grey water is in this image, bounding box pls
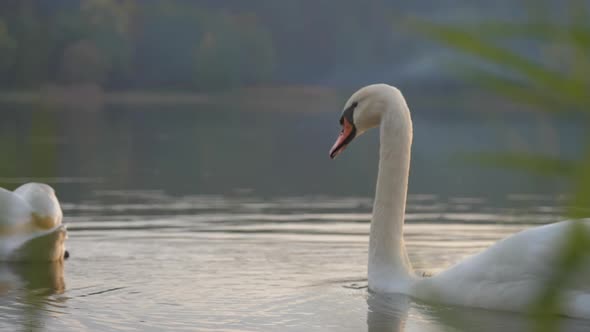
[0,92,589,331]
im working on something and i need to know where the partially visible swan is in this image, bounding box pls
[329,84,590,319]
[0,183,67,262]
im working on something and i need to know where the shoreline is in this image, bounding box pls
[0,85,539,115]
[0,85,343,112]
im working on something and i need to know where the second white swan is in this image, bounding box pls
[0,183,67,262]
[329,84,590,319]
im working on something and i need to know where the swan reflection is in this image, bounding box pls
[366,292,590,332]
[367,292,410,332]
[0,261,65,329]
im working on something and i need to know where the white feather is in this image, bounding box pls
[0,183,66,262]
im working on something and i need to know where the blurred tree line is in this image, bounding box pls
[0,0,398,92]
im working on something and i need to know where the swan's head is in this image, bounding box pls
[329,84,407,159]
[14,183,63,227]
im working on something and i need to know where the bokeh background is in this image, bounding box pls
[1,2,590,331]
[1,0,587,204]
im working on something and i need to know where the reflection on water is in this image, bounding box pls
[0,262,65,331]
[0,100,585,199]
[367,293,410,332]
[0,102,588,330]
[367,292,590,332]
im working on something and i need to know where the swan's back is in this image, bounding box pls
[413,220,590,319]
[13,183,62,230]
[0,183,66,261]
[0,187,32,228]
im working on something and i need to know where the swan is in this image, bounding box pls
[329,84,590,319]
[0,183,68,262]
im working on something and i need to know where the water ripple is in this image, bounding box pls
[1,192,581,332]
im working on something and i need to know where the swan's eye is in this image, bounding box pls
[338,101,359,128]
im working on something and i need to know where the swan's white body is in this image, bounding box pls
[414,221,590,318]
[331,84,590,319]
[0,183,66,262]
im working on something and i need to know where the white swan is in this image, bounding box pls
[0,183,67,262]
[329,84,590,319]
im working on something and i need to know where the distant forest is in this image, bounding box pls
[0,0,414,91]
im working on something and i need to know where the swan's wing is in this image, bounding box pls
[12,183,62,229]
[415,220,590,318]
[0,188,32,227]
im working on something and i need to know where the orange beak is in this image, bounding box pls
[329,117,356,159]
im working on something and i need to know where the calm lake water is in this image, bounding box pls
[0,92,589,331]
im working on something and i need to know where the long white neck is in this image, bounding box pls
[367,102,414,293]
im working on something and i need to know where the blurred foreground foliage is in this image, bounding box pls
[412,1,590,329]
[410,2,590,114]
[410,0,590,217]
